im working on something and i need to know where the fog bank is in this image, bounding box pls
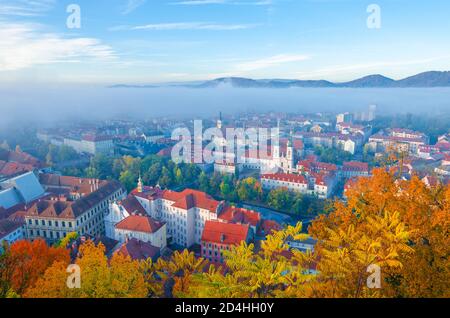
[1,84,450,130]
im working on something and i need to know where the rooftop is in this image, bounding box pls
[202,220,249,245]
[115,215,165,234]
[116,238,160,261]
[261,173,308,184]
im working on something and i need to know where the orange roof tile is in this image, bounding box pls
[115,215,164,234]
[201,220,249,245]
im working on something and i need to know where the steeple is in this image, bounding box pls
[217,112,223,129]
[137,174,143,193]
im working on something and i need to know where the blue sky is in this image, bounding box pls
[1,0,450,84]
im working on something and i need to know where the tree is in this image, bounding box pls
[175,167,184,185]
[220,175,235,201]
[187,223,311,298]
[308,169,449,298]
[1,239,70,296]
[119,170,137,192]
[24,241,147,298]
[54,232,79,249]
[89,154,113,179]
[267,188,292,211]
[198,172,210,193]
[158,166,173,188]
[237,178,262,202]
[142,250,207,298]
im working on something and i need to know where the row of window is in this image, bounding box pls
[27,218,73,228]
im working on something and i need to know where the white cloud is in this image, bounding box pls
[112,22,258,31]
[236,54,310,72]
[296,57,450,80]
[0,0,55,16]
[121,0,146,14]
[0,22,116,71]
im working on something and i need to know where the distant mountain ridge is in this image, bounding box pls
[110,71,450,89]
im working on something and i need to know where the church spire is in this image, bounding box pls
[137,174,143,193]
[217,111,223,129]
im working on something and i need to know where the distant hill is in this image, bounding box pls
[110,71,450,89]
[337,74,396,88]
[394,71,450,87]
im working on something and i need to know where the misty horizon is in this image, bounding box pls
[1,85,450,130]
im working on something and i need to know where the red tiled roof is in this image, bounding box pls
[40,174,108,196]
[370,134,425,143]
[261,173,308,184]
[116,238,160,261]
[82,134,112,142]
[132,186,164,201]
[201,220,249,245]
[0,149,42,167]
[0,161,34,177]
[24,180,123,219]
[0,219,22,238]
[162,189,220,213]
[219,205,261,227]
[313,162,338,171]
[258,219,282,236]
[343,161,369,172]
[115,215,164,234]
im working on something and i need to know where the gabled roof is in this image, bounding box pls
[26,200,76,219]
[219,205,261,227]
[202,220,249,245]
[162,189,220,213]
[121,195,147,215]
[115,215,164,234]
[3,171,45,203]
[24,180,124,219]
[116,238,160,261]
[343,161,369,171]
[0,219,23,239]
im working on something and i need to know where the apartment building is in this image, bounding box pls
[24,179,125,243]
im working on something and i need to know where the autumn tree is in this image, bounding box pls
[0,239,69,296]
[187,223,314,298]
[308,168,449,298]
[141,250,207,298]
[24,240,147,298]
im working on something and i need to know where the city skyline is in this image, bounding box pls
[1,0,450,84]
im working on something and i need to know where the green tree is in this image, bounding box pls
[198,172,210,193]
[119,170,137,192]
[267,188,292,211]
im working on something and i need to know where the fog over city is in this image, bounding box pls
[1,85,449,130]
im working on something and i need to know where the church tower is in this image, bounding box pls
[217,112,223,129]
[137,174,143,193]
[273,118,281,159]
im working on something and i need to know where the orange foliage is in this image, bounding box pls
[7,239,70,295]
